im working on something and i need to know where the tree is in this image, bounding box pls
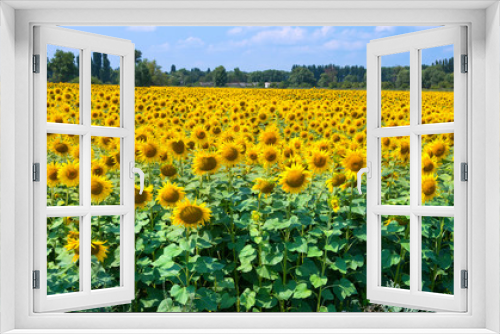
[213,66,228,87]
[135,61,152,87]
[135,49,142,64]
[91,52,102,80]
[395,69,410,89]
[170,64,176,73]
[289,66,316,87]
[47,50,79,83]
[101,54,111,83]
[144,59,168,86]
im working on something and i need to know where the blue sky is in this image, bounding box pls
[61,26,451,72]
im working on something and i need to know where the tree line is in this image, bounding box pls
[47,48,454,90]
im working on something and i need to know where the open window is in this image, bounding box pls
[364,26,467,312]
[33,26,137,312]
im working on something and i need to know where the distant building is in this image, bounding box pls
[265,82,271,88]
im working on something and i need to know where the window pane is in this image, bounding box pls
[47,45,80,125]
[421,133,454,206]
[381,52,410,127]
[421,45,454,124]
[381,215,410,290]
[91,53,121,127]
[91,136,121,205]
[91,215,121,290]
[421,216,454,295]
[381,136,410,205]
[47,216,80,295]
[47,133,80,206]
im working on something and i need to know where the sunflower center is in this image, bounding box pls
[196,130,206,140]
[143,144,157,158]
[261,182,275,194]
[313,155,327,168]
[332,174,346,186]
[179,206,203,225]
[347,155,363,172]
[249,152,258,161]
[93,167,104,176]
[55,143,69,154]
[48,170,59,181]
[171,140,185,154]
[432,143,446,157]
[137,134,147,142]
[400,142,410,155]
[223,147,239,161]
[91,180,104,195]
[286,170,306,188]
[161,188,180,203]
[135,188,148,204]
[66,168,78,180]
[264,151,277,162]
[423,160,435,173]
[422,180,437,196]
[212,127,221,135]
[161,164,177,177]
[264,134,277,145]
[105,156,116,167]
[91,243,103,256]
[200,156,217,171]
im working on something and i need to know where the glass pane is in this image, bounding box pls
[421,133,454,206]
[47,45,81,125]
[381,215,410,290]
[381,52,410,127]
[381,136,410,205]
[421,45,454,124]
[91,215,120,290]
[47,133,80,206]
[91,136,121,205]
[91,52,121,127]
[47,216,80,295]
[421,216,454,294]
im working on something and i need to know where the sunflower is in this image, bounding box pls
[138,140,160,163]
[396,137,410,163]
[167,136,188,160]
[65,237,80,263]
[425,137,449,160]
[101,155,119,170]
[326,173,347,192]
[246,146,260,165]
[191,126,209,145]
[342,149,366,180]
[192,151,220,175]
[91,160,107,177]
[47,162,61,187]
[58,162,80,187]
[172,198,212,230]
[135,185,153,209]
[330,197,340,212]
[252,178,275,198]
[307,149,331,174]
[157,182,185,208]
[91,240,109,263]
[219,142,243,167]
[422,174,439,203]
[160,164,178,179]
[91,175,113,204]
[421,153,440,175]
[279,163,311,194]
[50,136,72,157]
[259,126,280,146]
[260,145,280,168]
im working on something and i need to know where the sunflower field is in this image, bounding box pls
[46,84,455,312]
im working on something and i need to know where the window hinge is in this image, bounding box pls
[33,270,40,289]
[461,162,468,181]
[33,163,40,182]
[33,54,40,73]
[461,270,468,289]
[461,54,468,73]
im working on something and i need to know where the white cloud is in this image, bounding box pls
[228,27,244,35]
[323,39,365,51]
[312,26,334,39]
[375,26,396,33]
[126,26,157,32]
[150,42,170,52]
[250,27,306,45]
[177,37,205,48]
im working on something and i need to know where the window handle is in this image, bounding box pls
[357,162,371,195]
[130,162,145,194]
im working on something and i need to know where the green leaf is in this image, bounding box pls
[162,244,183,258]
[310,274,328,288]
[194,288,218,311]
[273,279,296,301]
[331,258,347,274]
[170,285,196,305]
[287,237,308,253]
[307,245,323,258]
[219,292,236,309]
[381,249,401,269]
[332,278,357,300]
[240,288,256,310]
[293,282,313,299]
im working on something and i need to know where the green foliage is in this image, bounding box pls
[213,66,228,87]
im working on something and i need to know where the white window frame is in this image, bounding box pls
[1,2,499,333]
